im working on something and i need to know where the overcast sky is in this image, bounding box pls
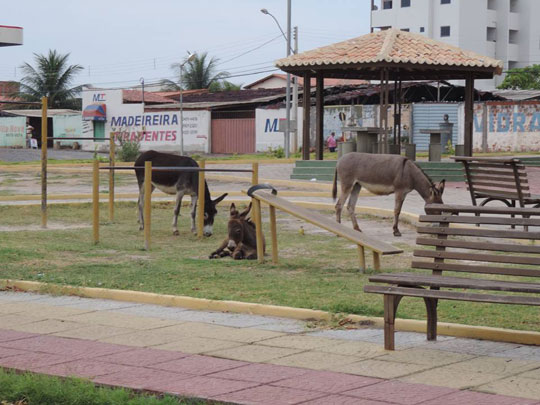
[1,0,370,89]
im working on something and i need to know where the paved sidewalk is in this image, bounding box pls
[0,291,539,404]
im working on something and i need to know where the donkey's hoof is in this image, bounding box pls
[139,226,144,231]
[393,230,402,237]
[173,230,180,236]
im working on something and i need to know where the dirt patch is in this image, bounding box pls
[0,223,91,232]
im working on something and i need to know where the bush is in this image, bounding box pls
[267,146,285,159]
[118,138,141,162]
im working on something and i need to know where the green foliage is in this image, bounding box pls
[161,52,230,91]
[266,145,285,158]
[0,369,208,404]
[118,138,141,162]
[445,140,455,155]
[15,49,84,109]
[498,64,540,90]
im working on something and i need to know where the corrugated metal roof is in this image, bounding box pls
[491,89,540,101]
[276,29,503,74]
[2,109,80,117]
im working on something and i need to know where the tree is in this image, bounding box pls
[161,52,234,91]
[498,65,540,90]
[15,50,84,109]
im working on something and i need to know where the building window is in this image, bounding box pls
[383,0,393,9]
[487,27,496,42]
[510,0,519,12]
[401,0,411,7]
[487,0,496,10]
[441,26,451,37]
[401,28,410,32]
[508,61,519,69]
[509,29,519,44]
[441,0,451,4]
[420,27,425,32]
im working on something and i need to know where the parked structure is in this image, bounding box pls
[370,0,540,90]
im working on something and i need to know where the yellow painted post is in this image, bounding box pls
[144,161,152,250]
[373,251,381,271]
[41,96,48,228]
[92,159,99,244]
[358,245,366,273]
[251,162,259,186]
[269,205,278,264]
[108,133,115,222]
[253,198,264,264]
[197,160,205,238]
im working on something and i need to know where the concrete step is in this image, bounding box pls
[290,174,334,182]
[292,167,336,176]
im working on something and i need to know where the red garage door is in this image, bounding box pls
[211,112,255,154]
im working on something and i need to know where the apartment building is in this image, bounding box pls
[370,0,540,90]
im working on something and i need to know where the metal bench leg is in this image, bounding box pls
[383,294,402,350]
[424,297,438,341]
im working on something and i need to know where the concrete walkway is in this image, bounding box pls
[1,291,539,404]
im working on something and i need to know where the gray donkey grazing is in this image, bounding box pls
[332,153,445,236]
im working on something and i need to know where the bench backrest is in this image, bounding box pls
[454,157,531,204]
[415,204,540,279]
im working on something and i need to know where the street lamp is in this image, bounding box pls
[179,52,196,156]
[261,3,292,158]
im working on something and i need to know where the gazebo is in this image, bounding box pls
[276,29,503,160]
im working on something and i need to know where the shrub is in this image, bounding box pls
[118,138,141,162]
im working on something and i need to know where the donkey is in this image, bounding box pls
[332,152,445,237]
[209,202,264,260]
[135,150,227,237]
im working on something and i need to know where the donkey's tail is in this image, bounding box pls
[332,167,338,200]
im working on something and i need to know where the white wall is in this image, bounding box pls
[81,89,211,153]
[255,108,303,152]
[0,117,25,147]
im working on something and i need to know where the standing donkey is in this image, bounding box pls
[332,153,445,236]
[135,150,227,237]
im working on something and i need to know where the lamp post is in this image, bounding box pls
[261,3,292,158]
[179,52,196,156]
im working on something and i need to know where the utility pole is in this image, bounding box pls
[285,0,292,158]
[292,26,299,154]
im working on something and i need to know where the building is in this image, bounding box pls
[0,25,22,47]
[370,0,540,90]
[244,73,367,89]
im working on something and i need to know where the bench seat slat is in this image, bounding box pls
[425,204,540,215]
[412,260,540,277]
[469,175,527,183]
[468,169,527,178]
[469,181,529,191]
[364,285,540,306]
[471,188,530,199]
[413,249,540,266]
[368,272,540,293]
[417,226,540,240]
[416,237,540,254]
[419,215,540,226]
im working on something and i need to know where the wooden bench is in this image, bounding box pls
[364,204,540,350]
[246,185,403,272]
[454,156,540,210]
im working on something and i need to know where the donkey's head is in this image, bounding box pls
[203,193,228,237]
[426,180,445,205]
[227,202,252,250]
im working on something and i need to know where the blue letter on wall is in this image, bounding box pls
[530,113,540,132]
[497,113,510,132]
[513,113,526,132]
[265,119,278,132]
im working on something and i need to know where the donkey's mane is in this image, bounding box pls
[407,159,434,187]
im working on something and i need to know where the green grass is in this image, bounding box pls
[0,369,218,404]
[0,203,538,332]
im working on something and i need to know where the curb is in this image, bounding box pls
[1,279,538,346]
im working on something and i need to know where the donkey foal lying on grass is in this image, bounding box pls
[333,152,445,237]
[209,203,265,260]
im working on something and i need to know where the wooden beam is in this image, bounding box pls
[302,72,311,160]
[315,73,324,160]
[464,74,474,157]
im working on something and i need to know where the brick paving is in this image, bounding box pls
[0,292,539,404]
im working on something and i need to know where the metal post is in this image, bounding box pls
[284,0,292,158]
[251,162,259,186]
[292,26,299,154]
[197,160,205,238]
[41,96,48,228]
[109,133,115,222]
[92,159,99,244]
[315,73,324,160]
[179,66,185,156]
[144,161,152,250]
[464,74,475,157]
[302,72,311,160]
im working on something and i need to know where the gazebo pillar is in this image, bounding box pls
[315,73,324,160]
[302,72,311,160]
[464,74,475,157]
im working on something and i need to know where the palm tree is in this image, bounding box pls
[16,50,84,109]
[161,52,232,91]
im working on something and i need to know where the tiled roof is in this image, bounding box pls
[244,74,367,89]
[122,90,175,104]
[276,29,503,74]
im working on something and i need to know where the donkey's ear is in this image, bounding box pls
[229,203,237,214]
[437,179,446,194]
[240,202,252,218]
[213,193,228,205]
